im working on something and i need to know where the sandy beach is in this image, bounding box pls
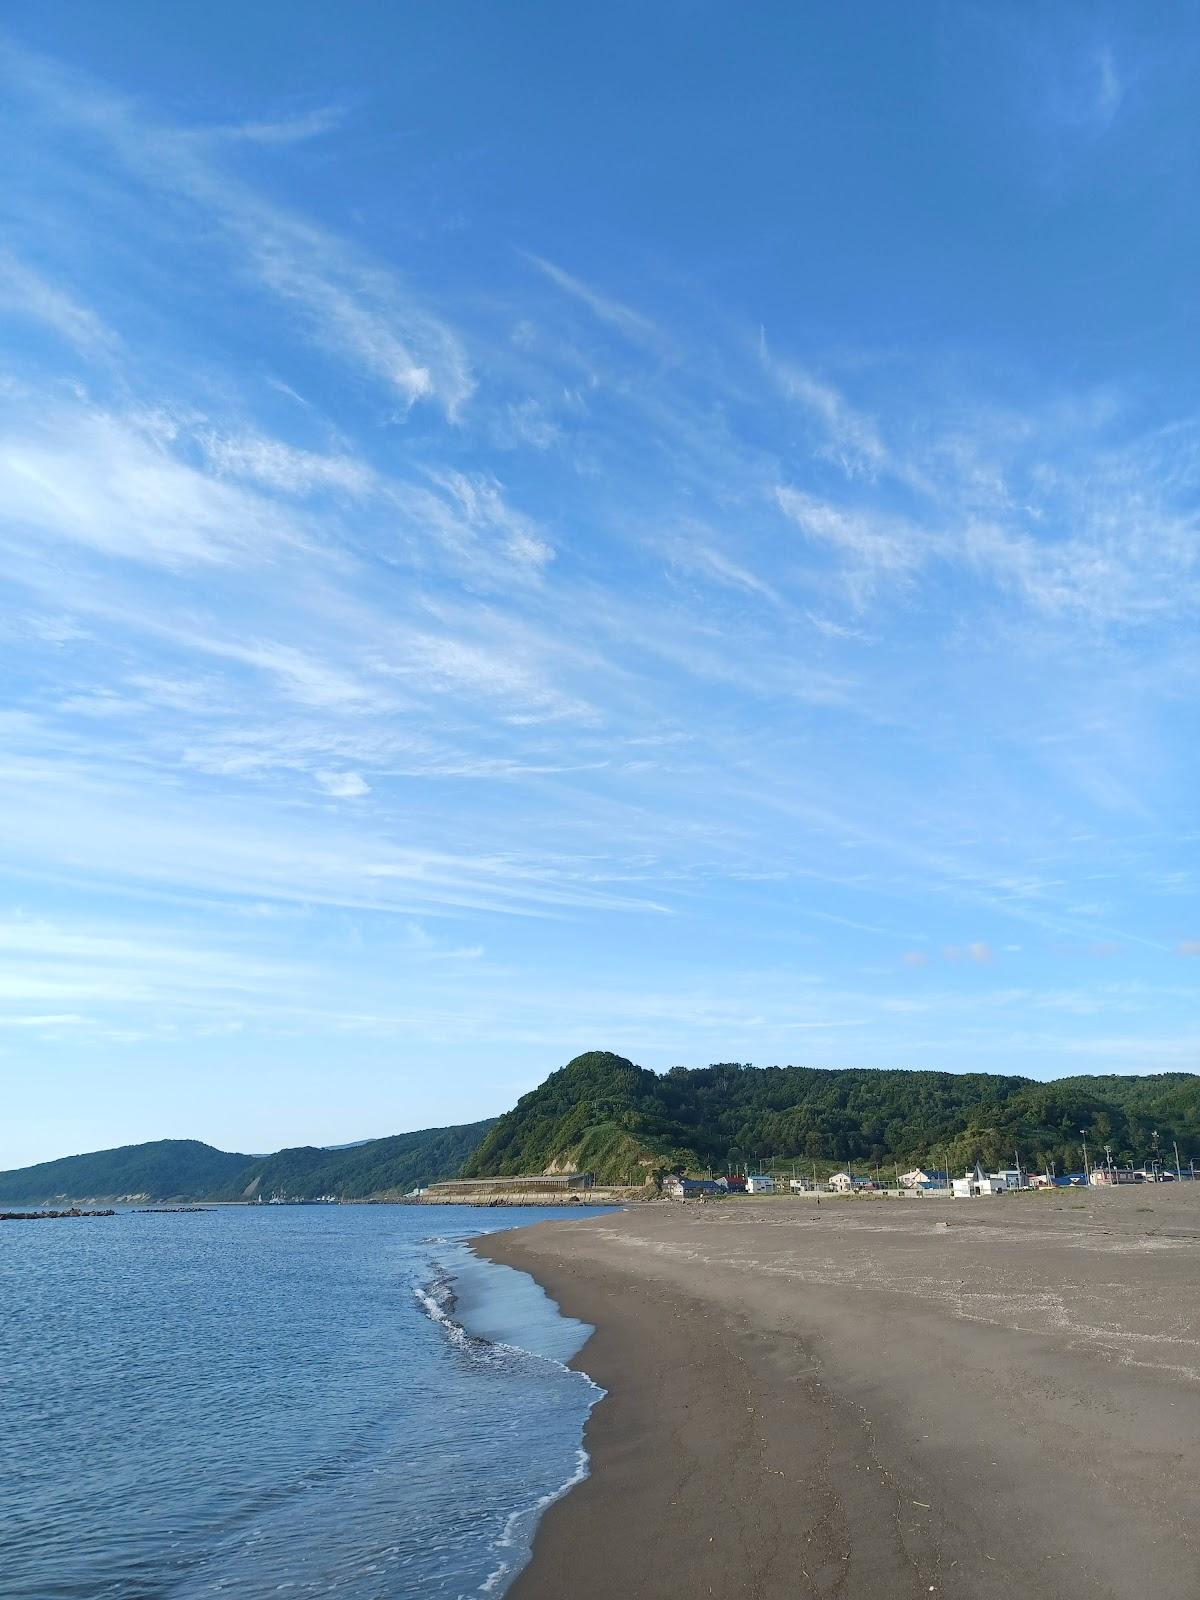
[478,1186,1200,1600]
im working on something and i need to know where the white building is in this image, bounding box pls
[952,1162,1006,1197]
[745,1174,775,1194]
[828,1171,854,1192]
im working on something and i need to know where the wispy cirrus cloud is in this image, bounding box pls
[0,249,118,356]
[523,252,666,349]
[764,346,892,481]
[663,524,785,606]
[1,41,475,418]
[207,105,346,147]
[0,406,313,568]
[198,431,375,497]
[1,32,1196,1154]
[774,486,926,593]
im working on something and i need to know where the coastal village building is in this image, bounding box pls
[662,1176,726,1199]
[899,1168,947,1190]
[828,1172,858,1192]
[745,1174,775,1194]
[952,1163,1006,1198]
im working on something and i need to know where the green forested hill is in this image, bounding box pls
[213,1120,497,1201]
[9,1055,1198,1200]
[461,1052,695,1183]
[0,1121,495,1204]
[0,1139,253,1205]
[463,1051,1200,1181]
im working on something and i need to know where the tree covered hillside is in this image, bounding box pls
[214,1119,497,1201]
[0,1120,496,1204]
[463,1051,1200,1181]
[0,1139,253,1205]
[462,1051,688,1184]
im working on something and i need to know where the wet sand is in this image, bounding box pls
[477,1185,1200,1600]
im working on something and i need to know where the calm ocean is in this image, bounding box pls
[1,1205,610,1599]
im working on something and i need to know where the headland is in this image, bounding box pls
[477,1184,1200,1599]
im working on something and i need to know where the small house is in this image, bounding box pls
[900,1168,947,1190]
[662,1175,726,1200]
[745,1174,775,1194]
[952,1162,1006,1197]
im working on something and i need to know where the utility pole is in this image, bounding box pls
[1080,1130,1090,1184]
[1174,1142,1182,1181]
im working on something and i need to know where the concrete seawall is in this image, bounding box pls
[420,1185,652,1206]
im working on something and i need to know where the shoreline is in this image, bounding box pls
[476,1188,1200,1599]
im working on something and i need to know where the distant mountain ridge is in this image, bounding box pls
[462,1050,1200,1182]
[0,1121,496,1205]
[8,1051,1199,1201]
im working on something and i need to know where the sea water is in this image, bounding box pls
[0,1204,609,1599]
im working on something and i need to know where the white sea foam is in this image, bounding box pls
[417,1249,606,1599]
[477,1439,597,1593]
[412,1282,471,1349]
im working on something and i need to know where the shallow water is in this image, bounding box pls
[0,1204,608,1599]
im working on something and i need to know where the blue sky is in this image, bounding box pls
[2,5,1198,1166]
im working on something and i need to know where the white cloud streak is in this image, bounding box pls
[0,249,118,356]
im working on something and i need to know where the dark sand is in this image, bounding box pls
[478,1185,1200,1600]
